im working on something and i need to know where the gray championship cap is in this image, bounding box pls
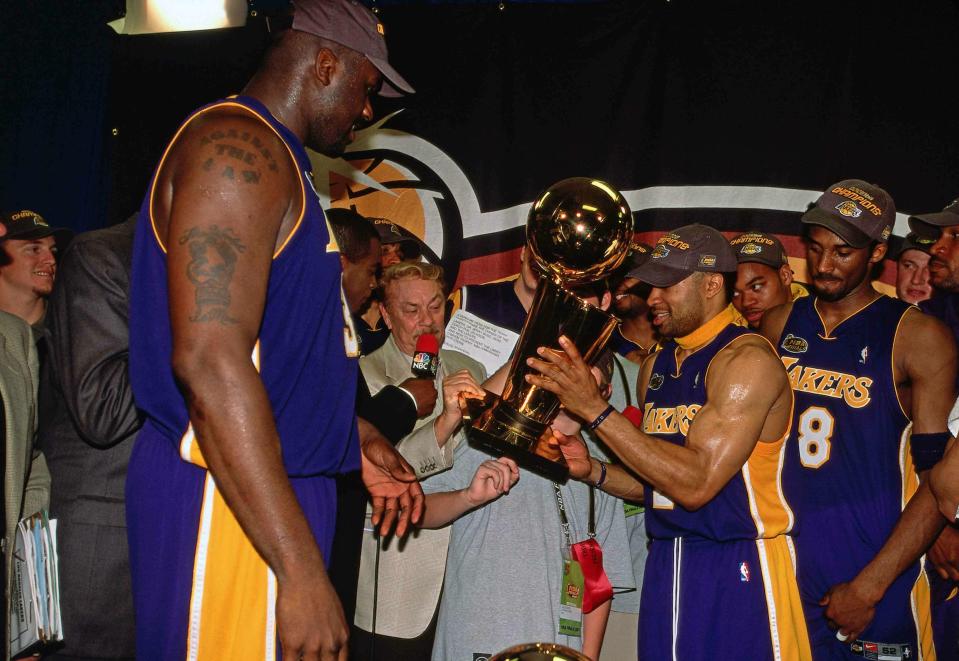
[909,198,959,239]
[292,0,414,98]
[801,179,895,248]
[627,224,737,288]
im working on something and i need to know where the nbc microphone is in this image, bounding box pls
[411,333,440,378]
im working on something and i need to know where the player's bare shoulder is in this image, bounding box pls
[172,109,295,189]
[899,304,955,352]
[153,107,302,249]
[896,304,958,379]
[759,300,795,345]
[709,333,790,401]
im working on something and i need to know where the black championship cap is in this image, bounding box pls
[627,224,737,288]
[894,232,936,260]
[369,218,424,259]
[623,241,654,273]
[908,198,959,239]
[801,179,895,248]
[0,209,72,246]
[292,0,414,98]
[729,231,789,269]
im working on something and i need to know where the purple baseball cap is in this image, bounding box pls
[801,179,895,248]
[627,224,737,288]
[292,0,414,98]
[908,198,959,239]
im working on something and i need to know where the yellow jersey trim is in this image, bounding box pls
[147,101,306,260]
[675,304,737,350]
[812,294,884,339]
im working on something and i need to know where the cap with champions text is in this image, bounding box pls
[0,209,72,246]
[801,179,895,248]
[627,224,737,288]
[292,0,414,98]
[729,231,789,269]
[908,198,959,239]
[372,218,425,259]
[622,241,654,274]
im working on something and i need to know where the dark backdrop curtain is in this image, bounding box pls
[3,0,958,285]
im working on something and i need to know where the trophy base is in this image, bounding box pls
[461,394,570,484]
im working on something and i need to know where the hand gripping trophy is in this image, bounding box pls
[462,177,634,482]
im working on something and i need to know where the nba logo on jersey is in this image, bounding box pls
[739,562,751,582]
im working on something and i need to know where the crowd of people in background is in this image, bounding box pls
[6,181,959,660]
[4,1,959,660]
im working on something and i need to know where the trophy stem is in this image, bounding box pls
[466,399,569,483]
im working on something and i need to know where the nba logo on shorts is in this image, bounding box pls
[739,562,751,582]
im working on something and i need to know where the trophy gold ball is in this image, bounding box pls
[527,177,634,286]
[461,178,635,483]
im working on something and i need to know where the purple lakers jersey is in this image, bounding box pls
[638,310,811,661]
[780,295,913,575]
[643,319,795,542]
[126,95,361,661]
[779,294,933,659]
[129,95,360,477]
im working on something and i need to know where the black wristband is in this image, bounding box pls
[594,460,608,488]
[588,404,616,431]
[911,431,950,472]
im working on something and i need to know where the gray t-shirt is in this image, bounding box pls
[603,354,648,614]
[422,442,635,660]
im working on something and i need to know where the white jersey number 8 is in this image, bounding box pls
[798,406,834,468]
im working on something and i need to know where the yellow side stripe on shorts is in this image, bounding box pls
[755,535,812,661]
[188,473,277,661]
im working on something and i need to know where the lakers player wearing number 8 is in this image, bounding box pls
[529,224,812,661]
[761,180,957,661]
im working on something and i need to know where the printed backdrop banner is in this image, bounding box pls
[306,0,959,288]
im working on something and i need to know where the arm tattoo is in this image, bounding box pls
[199,127,281,185]
[179,225,246,324]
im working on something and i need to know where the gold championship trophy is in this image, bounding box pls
[461,178,634,482]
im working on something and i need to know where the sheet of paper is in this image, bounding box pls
[443,310,519,376]
[9,512,63,655]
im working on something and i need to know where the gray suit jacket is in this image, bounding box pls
[36,218,138,657]
[354,336,485,637]
[1,310,50,658]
